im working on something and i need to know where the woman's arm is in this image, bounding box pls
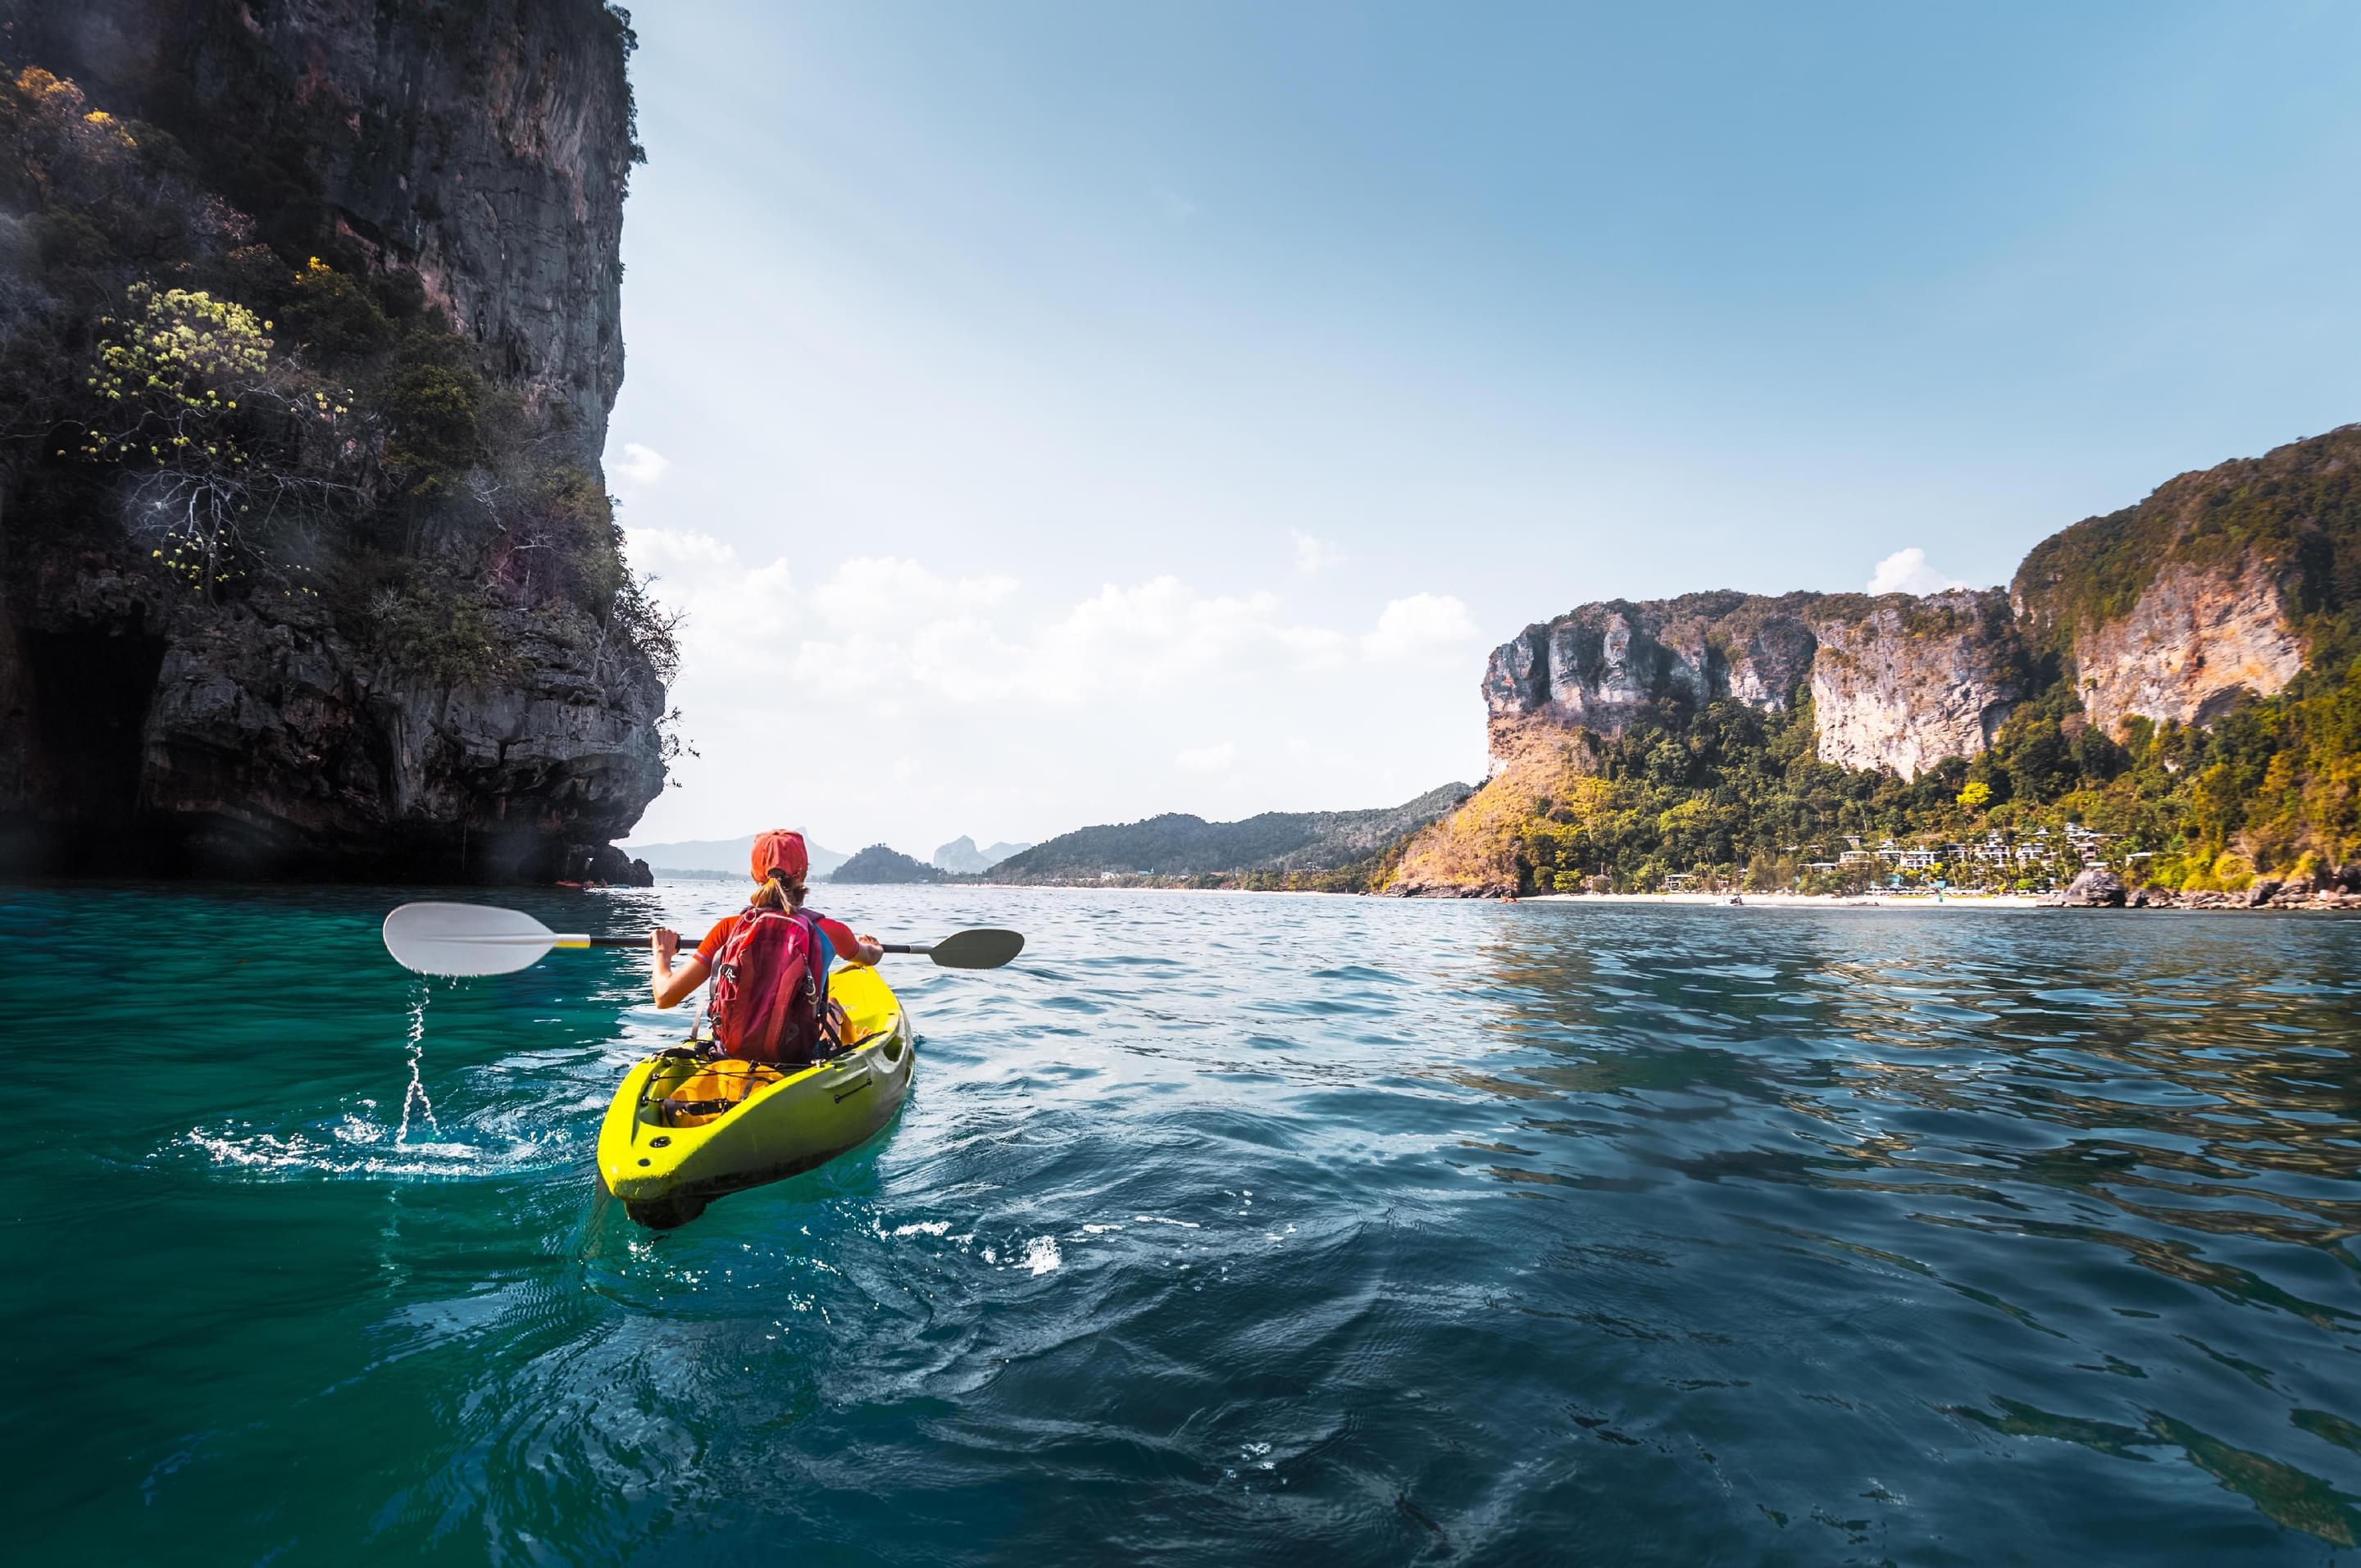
[649,927,712,1007]
[817,916,884,966]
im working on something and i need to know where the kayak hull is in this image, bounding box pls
[595,965,914,1227]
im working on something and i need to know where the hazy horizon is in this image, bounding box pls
[623,783,1459,860]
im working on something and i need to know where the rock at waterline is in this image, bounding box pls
[2060,868,2127,907]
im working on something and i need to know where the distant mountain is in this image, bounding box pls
[830,844,946,884]
[931,835,1035,874]
[988,784,1472,884]
[620,833,848,879]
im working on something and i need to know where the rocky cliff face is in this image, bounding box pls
[2054,556,2303,731]
[1481,427,2359,787]
[1805,591,2021,778]
[2,0,630,456]
[2008,426,2354,734]
[2,556,663,879]
[1483,588,2019,781]
[1483,592,1821,750]
[0,0,666,880]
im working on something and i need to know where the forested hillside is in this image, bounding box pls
[989,784,1470,889]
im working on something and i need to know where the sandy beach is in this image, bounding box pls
[1519,890,2053,910]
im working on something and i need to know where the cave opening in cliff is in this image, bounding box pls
[16,625,166,870]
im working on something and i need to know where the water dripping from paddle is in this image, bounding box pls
[394,979,441,1145]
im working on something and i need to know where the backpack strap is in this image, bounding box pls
[798,911,830,1011]
[693,907,753,1052]
[798,910,841,1055]
[799,911,833,993]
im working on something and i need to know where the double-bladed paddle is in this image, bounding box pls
[381,901,1025,979]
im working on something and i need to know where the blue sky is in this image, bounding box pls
[611,1,2361,853]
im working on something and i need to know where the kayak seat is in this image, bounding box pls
[657,1059,784,1127]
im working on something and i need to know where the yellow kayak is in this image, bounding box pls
[595,965,915,1229]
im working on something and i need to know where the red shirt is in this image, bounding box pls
[696,910,859,966]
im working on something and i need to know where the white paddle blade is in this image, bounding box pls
[382,902,562,977]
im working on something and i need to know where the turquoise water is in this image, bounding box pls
[6,882,2359,1563]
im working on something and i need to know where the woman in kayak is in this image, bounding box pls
[648,829,884,1012]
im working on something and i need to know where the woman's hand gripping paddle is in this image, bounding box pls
[381,902,1025,978]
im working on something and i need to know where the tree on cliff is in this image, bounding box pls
[69,279,364,599]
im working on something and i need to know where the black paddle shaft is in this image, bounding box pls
[604,934,934,955]
[611,929,1021,969]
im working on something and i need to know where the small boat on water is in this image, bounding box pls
[595,965,915,1229]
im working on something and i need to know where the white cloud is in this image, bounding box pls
[1361,592,1481,664]
[625,532,1495,844]
[626,527,794,672]
[1292,530,1345,575]
[611,441,671,488]
[630,531,1487,703]
[1866,547,1965,596]
[1158,187,1199,224]
[811,555,1017,631]
[1013,578,1352,701]
[625,534,1377,712]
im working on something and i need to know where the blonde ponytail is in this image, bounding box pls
[748,867,807,911]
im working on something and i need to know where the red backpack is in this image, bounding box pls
[703,908,830,1063]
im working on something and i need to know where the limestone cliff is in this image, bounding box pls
[2,0,631,454]
[2010,425,2354,732]
[1481,427,2359,785]
[1483,592,1821,751]
[1483,588,2019,782]
[1804,591,2021,778]
[0,0,667,880]
[2052,556,2302,732]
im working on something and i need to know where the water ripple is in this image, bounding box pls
[3,884,2359,1561]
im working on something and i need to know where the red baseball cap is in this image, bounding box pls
[749,829,810,882]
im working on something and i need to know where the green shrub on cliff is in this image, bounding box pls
[286,256,394,358]
[64,279,366,596]
[367,576,518,689]
[378,329,485,484]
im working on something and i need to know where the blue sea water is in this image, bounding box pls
[4,880,2359,1564]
